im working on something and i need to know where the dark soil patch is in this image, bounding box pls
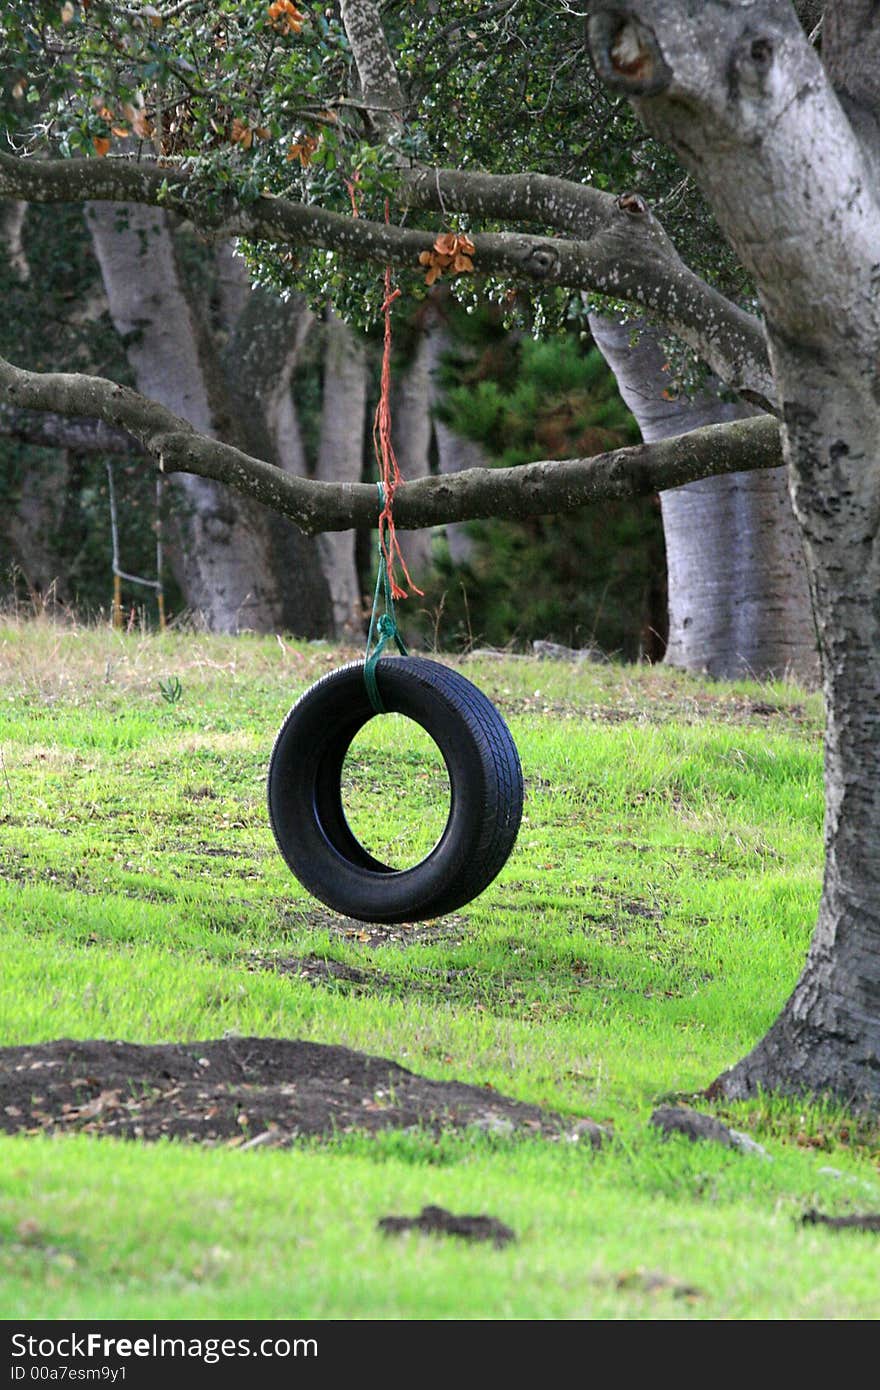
[802,1209,880,1233]
[286,906,468,949]
[245,953,386,989]
[378,1205,516,1248]
[615,1269,704,1300]
[0,1037,607,1148]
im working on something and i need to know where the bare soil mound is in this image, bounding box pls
[0,1037,606,1149]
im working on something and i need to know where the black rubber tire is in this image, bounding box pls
[267,657,523,923]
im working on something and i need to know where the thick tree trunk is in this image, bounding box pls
[87,203,287,633]
[718,370,880,1101]
[315,310,367,638]
[590,315,818,683]
[588,0,880,1102]
[217,271,332,636]
[0,201,67,601]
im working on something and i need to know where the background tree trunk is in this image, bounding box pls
[0,201,67,602]
[1,201,29,283]
[5,448,70,601]
[217,266,332,635]
[390,326,435,585]
[426,323,479,568]
[590,314,819,683]
[315,310,368,639]
[86,203,328,633]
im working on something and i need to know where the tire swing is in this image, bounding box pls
[268,262,523,924]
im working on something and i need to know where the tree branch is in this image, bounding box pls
[0,152,640,285]
[339,0,406,137]
[0,406,139,455]
[403,165,775,409]
[344,0,774,408]
[0,352,783,535]
[0,150,776,410]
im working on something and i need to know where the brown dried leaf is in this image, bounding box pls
[434,233,458,256]
[230,119,253,148]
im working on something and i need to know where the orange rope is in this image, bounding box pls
[374,273,423,601]
[366,198,422,601]
[343,185,422,601]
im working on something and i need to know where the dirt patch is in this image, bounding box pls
[0,1037,607,1148]
[802,1209,880,1233]
[615,1269,704,1300]
[286,906,469,949]
[378,1205,516,1247]
[244,953,385,988]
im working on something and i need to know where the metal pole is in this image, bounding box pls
[155,475,166,632]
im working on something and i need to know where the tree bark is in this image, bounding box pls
[87,203,287,633]
[4,449,71,601]
[0,200,68,601]
[1,201,29,283]
[390,326,435,584]
[589,0,880,1102]
[216,272,332,636]
[425,324,479,568]
[339,0,406,137]
[0,350,785,533]
[315,310,367,638]
[590,315,818,683]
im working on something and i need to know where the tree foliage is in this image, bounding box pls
[1,1,746,331]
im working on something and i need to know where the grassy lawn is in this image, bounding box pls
[0,618,877,1320]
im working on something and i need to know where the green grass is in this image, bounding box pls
[1,618,877,1320]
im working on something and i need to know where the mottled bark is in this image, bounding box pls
[339,0,405,136]
[1,200,66,598]
[0,409,135,455]
[221,277,314,471]
[404,169,775,410]
[590,315,818,683]
[589,0,880,1102]
[315,310,367,638]
[216,275,333,635]
[87,202,286,633]
[212,243,252,343]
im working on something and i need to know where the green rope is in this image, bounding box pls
[364,482,408,714]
